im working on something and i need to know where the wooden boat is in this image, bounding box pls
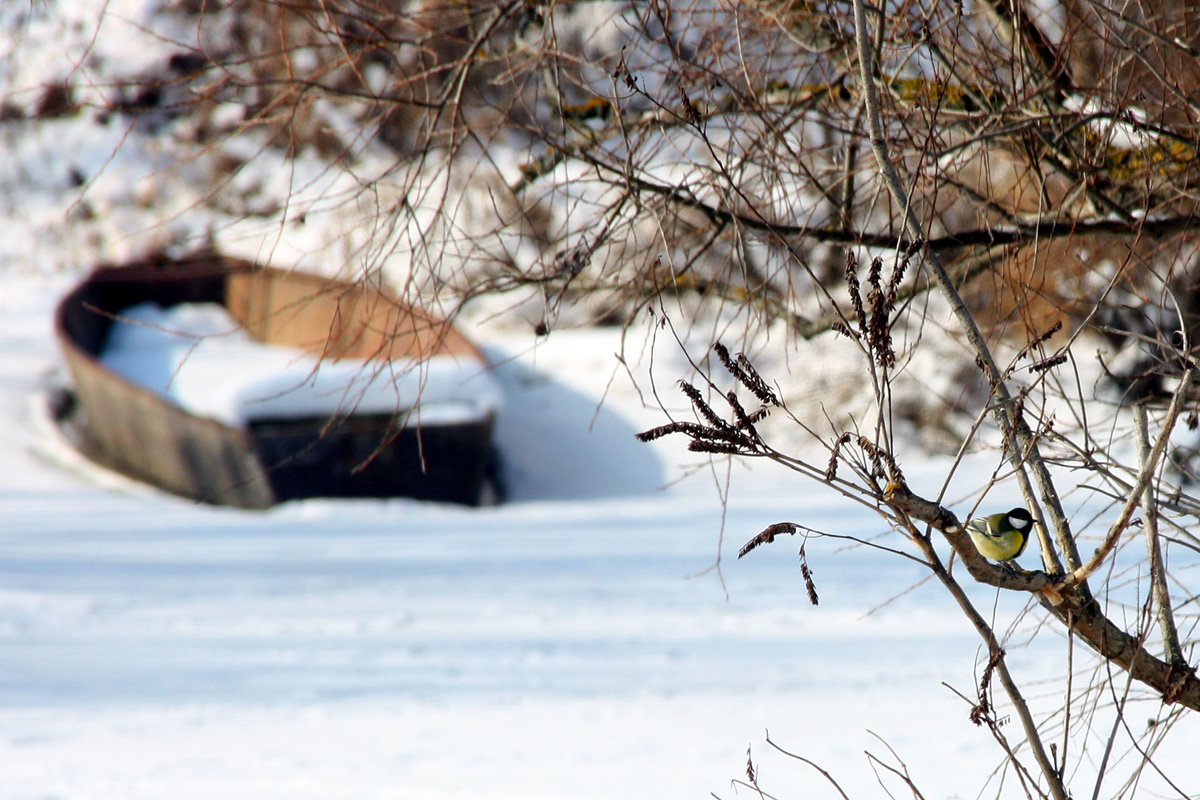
[54,253,500,508]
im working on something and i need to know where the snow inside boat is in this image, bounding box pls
[54,254,501,508]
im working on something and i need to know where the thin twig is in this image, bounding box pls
[765,733,853,800]
[1134,401,1186,667]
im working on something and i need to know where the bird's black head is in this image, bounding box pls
[1007,507,1034,530]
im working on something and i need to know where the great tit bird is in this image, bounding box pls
[965,507,1033,562]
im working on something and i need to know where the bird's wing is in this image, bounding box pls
[966,518,993,537]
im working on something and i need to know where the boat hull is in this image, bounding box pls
[55,254,497,508]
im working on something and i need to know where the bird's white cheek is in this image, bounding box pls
[1009,515,1030,530]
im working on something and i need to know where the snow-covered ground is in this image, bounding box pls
[3,272,1198,800]
[0,277,1040,798]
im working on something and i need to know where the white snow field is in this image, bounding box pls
[2,274,1199,800]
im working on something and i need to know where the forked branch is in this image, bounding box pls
[850,0,1079,581]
